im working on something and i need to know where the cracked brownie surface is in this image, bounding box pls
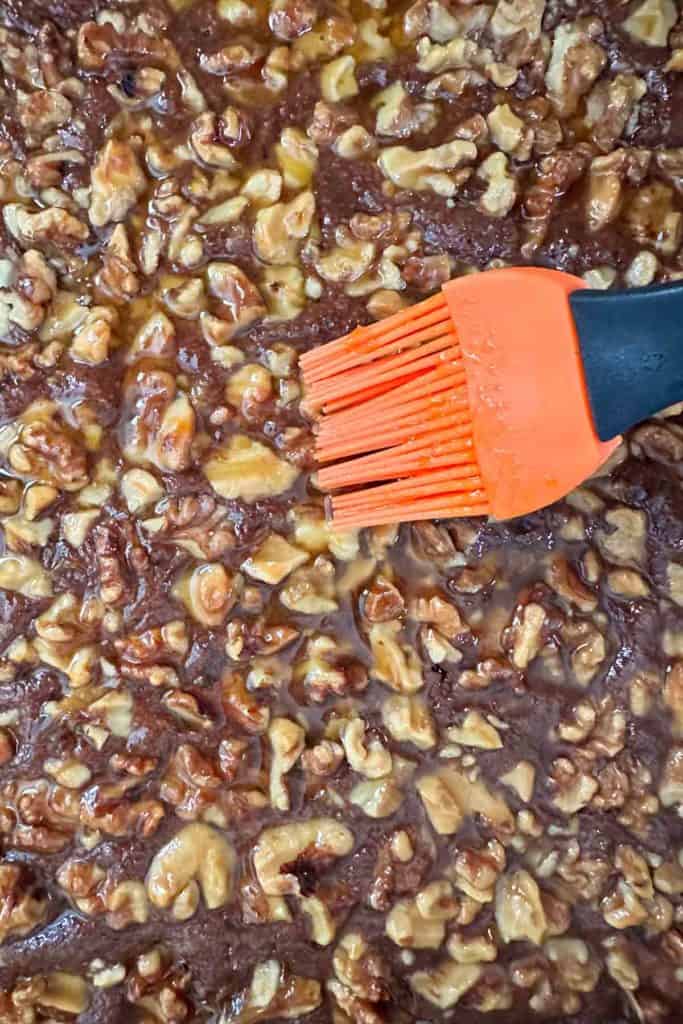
[0,0,683,1021]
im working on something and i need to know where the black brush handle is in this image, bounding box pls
[569,281,683,441]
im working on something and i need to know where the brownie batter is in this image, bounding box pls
[0,0,682,1021]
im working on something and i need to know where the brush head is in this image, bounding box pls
[301,268,621,529]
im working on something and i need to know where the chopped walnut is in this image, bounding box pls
[146,823,236,915]
[225,960,321,1023]
[253,818,354,896]
[378,141,477,197]
[373,83,437,139]
[410,961,482,1010]
[89,140,146,227]
[496,869,547,945]
[369,621,423,693]
[545,18,606,118]
[624,0,677,46]
[204,435,299,501]
[417,765,514,836]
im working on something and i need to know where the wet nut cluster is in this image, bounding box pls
[0,0,682,1021]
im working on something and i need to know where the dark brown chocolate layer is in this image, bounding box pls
[0,0,682,1021]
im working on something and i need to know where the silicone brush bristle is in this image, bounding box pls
[300,291,490,528]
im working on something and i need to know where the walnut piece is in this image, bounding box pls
[89,140,146,227]
[253,818,354,895]
[495,869,548,945]
[410,961,482,1010]
[417,765,514,835]
[146,824,236,913]
[204,435,299,501]
[378,141,477,197]
[624,0,677,46]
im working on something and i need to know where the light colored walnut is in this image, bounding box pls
[275,126,319,189]
[416,34,516,87]
[596,507,646,565]
[0,862,46,942]
[410,961,481,1010]
[321,55,358,103]
[664,663,683,736]
[189,111,240,169]
[71,306,118,365]
[88,690,133,738]
[89,140,146,227]
[495,869,547,945]
[330,931,389,1018]
[385,897,445,950]
[120,469,164,513]
[350,777,404,818]
[373,82,437,139]
[207,264,266,336]
[261,265,306,320]
[550,758,599,814]
[295,634,367,703]
[545,18,606,118]
[601,880,648,929]
[404,0,461,42]
[410,593,467,640]
[585,74,647,151]
[333,124,376,160]
[382,694,436,750]
[269,0,318,40]
[606,945,640,991]
[268,717,305,811]
[253,191,315,264]
[417,765,513,836]
[316,240,376,284]
[279,557,338,614]
[625,182,682,255]
[665,48,683,70]
[369,621,423,693]
[243,534,309,585]
[253,818,354,896]
[45,758,91,789]
[624,0,676,46]
[36,973,90,1015]
[607,569,649,598]
[587,150,627,232]
[568,622,606,686]
[487,103,529,156]
[5,203,89,245]
[241,169,282,208]
[227,959,321,1024]
[173,563,237,627]
[341,718,392,779]
[478,152,517,217]
[667,562,683,606]
[378,141,477,197]
[545,937,601,994]
[355,16,395,61]
[204,435,299,501]
[0,554,52,598]
[448,931,497,964]
[300,894,336,946]
[447,711,502,750]
[659,745,683,807]
[500,761,535,803]
[146,823,236,911]
[302,740,344,777]
[625,250,658,288]
[489,0,545,47]
[508,602,546,669]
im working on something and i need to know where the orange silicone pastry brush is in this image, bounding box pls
[300,268,683,529]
